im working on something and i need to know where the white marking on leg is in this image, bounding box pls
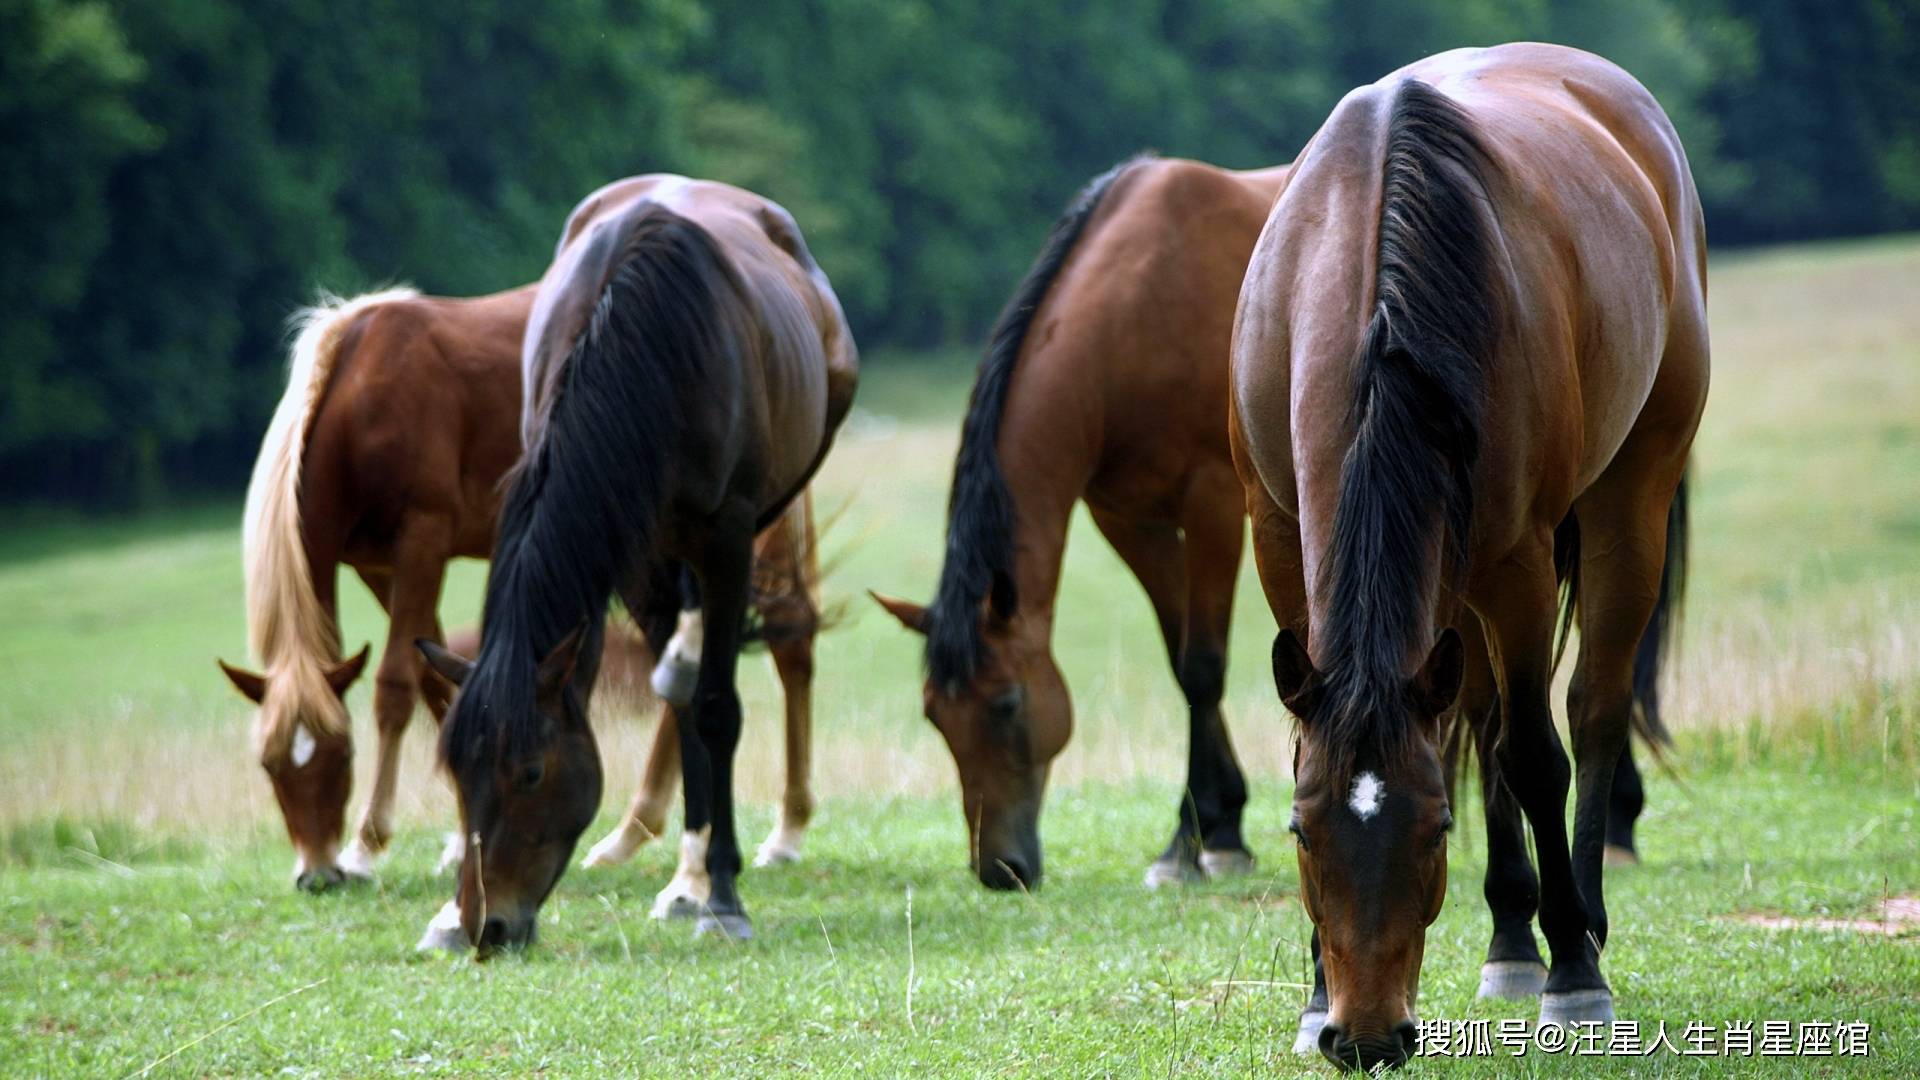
[650,609,704,706]
[754,813,806,867]
[435,831,465,874]
[290,723,316,768]
[336,836,379,879]
[1349,771,1384,821]
[415,899,468,953]
[650,825,712,919]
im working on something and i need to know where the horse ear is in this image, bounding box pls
[536,622,589,698]
[1416,627,1465,717]
[416,638,474,688]
[218,660,267,704]
[327,644,371,696]
[868,590,929,635]
[1271,629,1322,718]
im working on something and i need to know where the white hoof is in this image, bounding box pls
[1293,1007,1328,1055]
[1540,988,1615,1027]
[649,827,711,920]
[415,901,468,954]
[1200,849,1256,879]
[753,827,804,868]
[582,823,652,869]
[337,837,381,880]
[435,832,465,875]
[1478,959,1549,1000]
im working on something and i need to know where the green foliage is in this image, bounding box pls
[2,0,1917,503]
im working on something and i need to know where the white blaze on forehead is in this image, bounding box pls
[290,723,316,768]
[1349,771,1384,821]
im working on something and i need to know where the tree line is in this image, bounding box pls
[4,0,1917,504]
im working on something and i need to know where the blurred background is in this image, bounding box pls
[4,0,1918,505]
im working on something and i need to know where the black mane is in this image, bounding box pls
[925,154,1149,691]
[1315,80,1499,769]
[442,209,741,768]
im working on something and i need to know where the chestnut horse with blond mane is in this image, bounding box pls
[1232,44,1707,1069]
[219,285,824,894]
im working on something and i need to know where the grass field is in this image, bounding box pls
[3,236,1919,1075]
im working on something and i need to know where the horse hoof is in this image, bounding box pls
[1540,988,1614,1027]
[1143,856,1204,889]
[1478,959,1548,1000]
[1604,843,1639,867]
[753,840,802,868]
[1292,1007,1329,1055]
[651,894,704,921]
[336,838,381,880]
[414,901,468,954]
[582,827,647,869]
[1200,849,1256,879]
[694,912,754,941]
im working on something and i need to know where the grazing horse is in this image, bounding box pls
[1232,44,1707,1070]
[417,174,856,952]
[873,156,1290,890]
[873,154,1679,893]
[219,286,825,892]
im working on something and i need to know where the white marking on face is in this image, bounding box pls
[290,723,316,768]
[1349,771,1384,821]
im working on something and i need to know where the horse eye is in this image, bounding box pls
[1434,816,1454,848]
[987,687,1023,721]
[1288,821,1310,852]
[518,761,545,790]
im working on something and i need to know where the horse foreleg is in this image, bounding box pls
[680,505,755,940]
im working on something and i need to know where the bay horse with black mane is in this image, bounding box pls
[417,174,856,951]
[218,285,826,895]
[874,156,1290,890]
[1232,44,1707,1070]
[874,151,1680,894]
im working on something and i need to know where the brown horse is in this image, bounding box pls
[1232,44,1707,1070]
[219,285,823,893]
[873,156,1289,889]
[417,174,856,952]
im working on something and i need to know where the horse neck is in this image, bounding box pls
[996,395,1099,646]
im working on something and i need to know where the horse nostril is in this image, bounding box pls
[1318,1021,1352,1069]
[1395,1019,1419,1055]
[480,916,510,948]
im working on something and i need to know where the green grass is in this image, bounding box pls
[3,768,1916,1077]
[3,235,1919,1075]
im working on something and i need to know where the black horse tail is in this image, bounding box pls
[1631,471,1689,747]
[925,154,1149,692]
[446,206,742,766]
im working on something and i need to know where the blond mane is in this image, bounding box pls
[241,287,417,754]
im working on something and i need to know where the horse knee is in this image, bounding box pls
[1177,648,1226,710]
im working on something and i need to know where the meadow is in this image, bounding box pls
[2,236,1918,1075]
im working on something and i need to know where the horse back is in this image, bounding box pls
[304,286,534,565]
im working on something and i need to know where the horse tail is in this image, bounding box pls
[926,153,1150,691]
[1631,470,1689,747]
[240,288,415,717]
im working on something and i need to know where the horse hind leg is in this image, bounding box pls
[755,630,816,866]
[583,701,682,869]
[1178,472,1254,880]
[342,521,450,877]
